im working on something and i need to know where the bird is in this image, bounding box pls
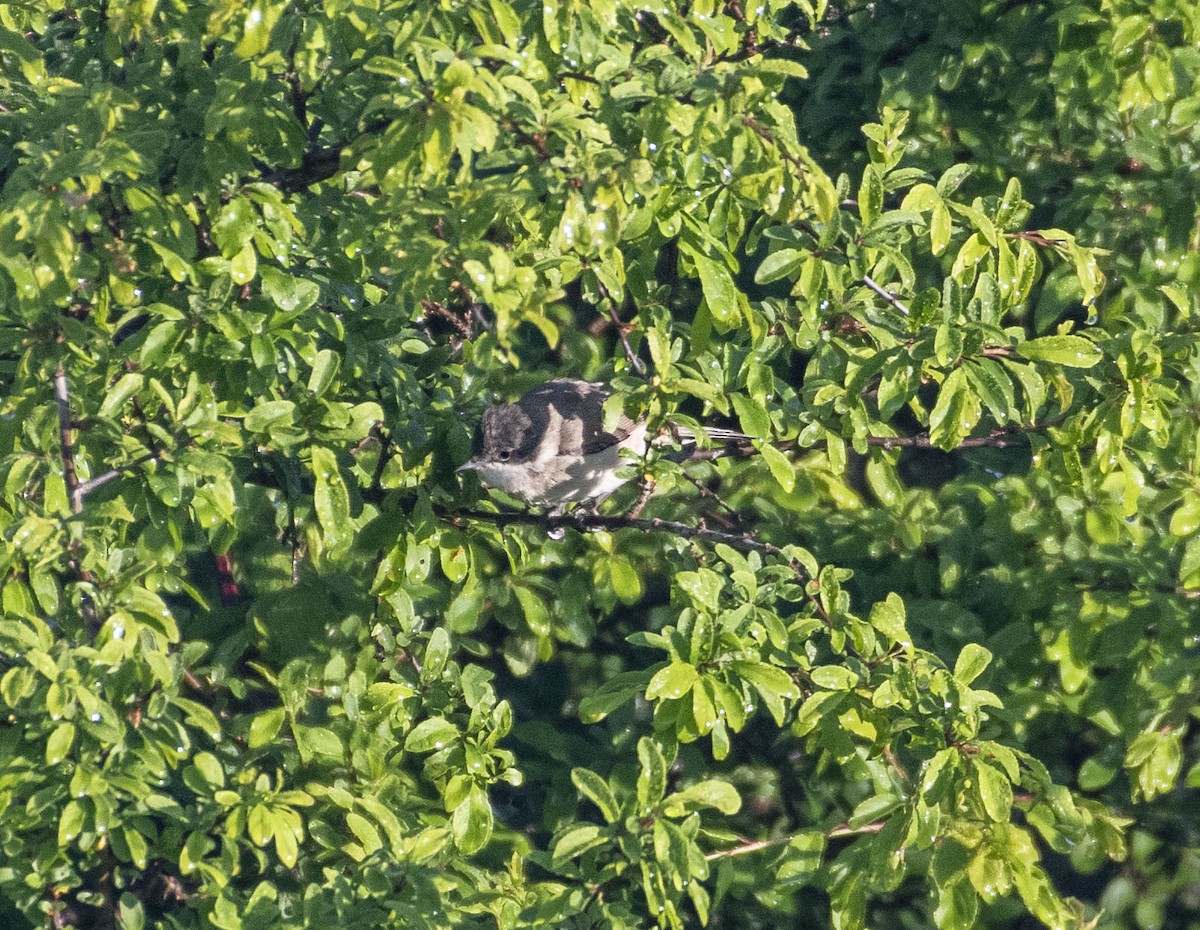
[457,378,748,511]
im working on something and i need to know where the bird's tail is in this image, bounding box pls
[670,424,753,445]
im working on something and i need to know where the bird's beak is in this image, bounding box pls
[457,459,479,474]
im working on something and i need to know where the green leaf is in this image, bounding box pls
[248,707,286,749]
[1170,496,1200,537]
[1017,335,1102,368]
[662,779,741,816]
[307,349,340,397]
[731,660,800,725]
[451,787,494,849]
[553,824,608,864]
[571,768,621,823]
[810,665,858,690]
[869,593,909,644]
[346,811,381,853]
[295,725,343,759]
[405,717,459,753]
[59,799,85,846]
[261,266,320,313]
[975,761,1013,822]
[755,248,805,284]
[97,373,144,418]
[244,399,296,433]
[579,670,651,722]
[637,737,669,811]
[858,165,884,224]
[759,442,795,492]
[687,248,741,328]
[849,792,902,828]
[45,721,75,765]
[928,368,981,450]
[953,643,992,685]
[731,394,771,439]
[645,661,698,701]
[312,447,352,557]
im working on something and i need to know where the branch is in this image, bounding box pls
[446,506,830,625]
[1005,230,1066,248]
[606,304,647,377]
[258,118,394,193]
[261,145,342,193]
[55,363,83,515]
[594,279,647,377]
[861,275,910,316]
[448,508,793,562]
[704,819,887,862]
[53,363,100,638]
[742,115,808,176]
[73,451,159,500]
[866,429,1028,450]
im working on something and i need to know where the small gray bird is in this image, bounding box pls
[458,378,747,511]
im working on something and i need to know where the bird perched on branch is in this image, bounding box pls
[458,379,748,512]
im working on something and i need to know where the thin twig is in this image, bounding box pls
[73,451,159,500]
[742,115,808,176]
[450,508,794,563]
[676,470,743,526]
[55,363,83,514]
[54,363,100,638]
[448,506,830,629]
[866,430,1026,450]
[861,275,910,316]
[626,477,656,519]
[704,819,888,862]
[1005,230,1066,248]
[608,304,647,376]
[594,280,646,377]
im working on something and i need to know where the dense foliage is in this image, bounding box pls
[0,1,1195,929]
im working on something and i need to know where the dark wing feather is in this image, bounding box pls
[518,379,638,455]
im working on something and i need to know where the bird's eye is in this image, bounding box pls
[498,450,511,461]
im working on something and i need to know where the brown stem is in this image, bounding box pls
[594,280,647,377]
[1005,230,1066,248]
[742,115,808,176]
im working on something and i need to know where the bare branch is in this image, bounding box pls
[704,819,888,862]
[742,115,808,177]
[55,363,83,515]
[861,275,910,316]
[866,430,1027,450]
[73,451,159,500]
[449,507,801,566]
[448,506,835,631]
[594,279,647,377]
[54,363,100,638]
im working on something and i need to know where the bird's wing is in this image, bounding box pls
[520,380,639,455]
